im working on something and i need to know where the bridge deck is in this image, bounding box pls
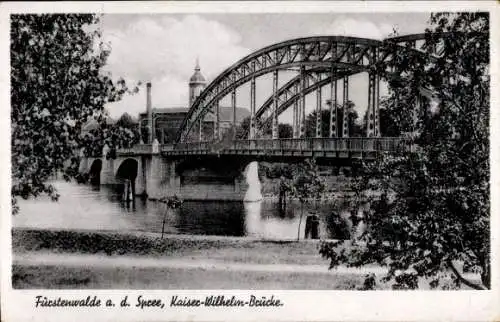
[118,138,411,158]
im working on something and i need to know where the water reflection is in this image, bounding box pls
[14,180,363,239]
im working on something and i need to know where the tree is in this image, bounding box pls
[11,14,139,212]
[278,123,293,138]
[305,110,331,138]
[235,116,251,140]
[288,159,327,240]
[116,112,137,128]
[361,101,402,137]
[320,13,489,289]
[159,195,182,239]
[80,112,141,159]
[235,116,293,139]
[305,101,363,138]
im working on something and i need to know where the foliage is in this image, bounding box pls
[288,159,327,204]
[159,195,183,209]
[283,159,328,240]
[278,123,293,138]
[305,101,363,138]
[116,112,137,128]
[320,12,489,289]
[235,116,293,139]
[11,14,139,211]
[81,112,141,159]
[159,195,183,239]
[235,116,255,139]
[361,103,402,137]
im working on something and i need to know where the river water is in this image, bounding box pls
[14,180,359,239]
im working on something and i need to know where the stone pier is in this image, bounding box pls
[79,151,261,202]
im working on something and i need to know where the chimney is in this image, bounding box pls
[146,82,153,143]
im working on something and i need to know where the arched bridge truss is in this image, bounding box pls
[176,34,443,144]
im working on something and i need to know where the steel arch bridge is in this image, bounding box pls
[165,33,446,157]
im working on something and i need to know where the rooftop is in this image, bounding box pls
[82,115,116,131]
[140,106,250,123]
[189,59,207,84]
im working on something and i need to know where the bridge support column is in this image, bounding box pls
[367,72,381,137]
[272,69,279,139]
[100,158,116,185]
[198,118,203,142]
[100,145,117,185]
[315,75,322,138]
[299,66,306,138]
[136,156,147,196]
[375,74,380,137]
[330,67,338,138]
[342,76,350,138]
[78,156,88,176]
[172,159,260,201]
[231,86,236,138]
[146,82,153,144]
[214,100,220,140]
[145,155,179,200]
[249,64,256,139]
[293,82,299,138]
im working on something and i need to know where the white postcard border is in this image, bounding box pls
[1,2,499,321]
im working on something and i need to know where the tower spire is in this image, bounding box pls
[195,56,200,71]
[189,55,207,107]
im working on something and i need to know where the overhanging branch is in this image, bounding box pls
[447,259,486,290]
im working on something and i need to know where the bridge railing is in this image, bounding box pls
[158,138,411,154]
[228,138,409,153]
[174,141,211,152]
[117,144,152,155]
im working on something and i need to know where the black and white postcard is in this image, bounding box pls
[1,1,499,321]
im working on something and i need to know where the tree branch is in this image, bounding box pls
[447,259,486,290]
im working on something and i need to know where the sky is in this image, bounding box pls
[101,13,431,123]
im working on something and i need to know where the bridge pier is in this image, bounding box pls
[101,157,118,185]
[143,154,172,200]
[142,157,262,202]
[79,152,262,202]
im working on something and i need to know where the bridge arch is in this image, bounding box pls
[115,158,139,201]
[255,68,357,137]
[89,159,102,185]
[255,33,449,137]
[176,34,442,142]
[115,158,139,181]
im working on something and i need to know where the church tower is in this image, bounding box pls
[189,58,207,106]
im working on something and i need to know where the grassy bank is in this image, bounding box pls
[12,228,379,289]
[12,228,327,265]
[11,229,474,290]
[12,263,371,290]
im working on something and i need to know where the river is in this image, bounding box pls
[13,180,360,239]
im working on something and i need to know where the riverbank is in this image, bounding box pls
[12,228,386,289]
[12,228,331,265]
[11,228,477,290]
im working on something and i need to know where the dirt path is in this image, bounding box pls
[12,252,388,289]
[13,252,388,275]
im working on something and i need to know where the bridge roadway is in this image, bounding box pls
[118,137,411,159]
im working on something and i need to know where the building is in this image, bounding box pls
[139,61,249,144]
